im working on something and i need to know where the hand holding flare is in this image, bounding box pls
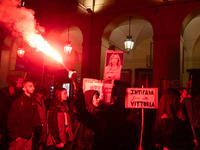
[69,71,80,92]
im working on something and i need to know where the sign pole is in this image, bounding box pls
[125,84,158,150]
[138,85,144,150]
[138,108,144,150]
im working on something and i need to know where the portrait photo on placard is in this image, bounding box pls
[103,50,123,80]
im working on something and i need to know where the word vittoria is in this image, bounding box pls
[130,101,155,107]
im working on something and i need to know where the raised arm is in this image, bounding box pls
[68,71,92,125]
[68,71,80,92]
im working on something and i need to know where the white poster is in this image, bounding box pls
[125,88,158,109]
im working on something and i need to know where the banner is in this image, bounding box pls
[125,88,158,109]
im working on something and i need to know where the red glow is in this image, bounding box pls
[25,32,62,62]
[17,47,25,57]
[64,43,72,54]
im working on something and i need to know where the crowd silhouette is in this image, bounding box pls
[0,73,199,150]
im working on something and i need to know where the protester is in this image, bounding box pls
[32,87,47,150]
[153,88,197,150]
[0,85,16,150]
[123,108,141,150]
[46,87,73,150]
[44,91,53,113]
[69,71,123,150]
[177,87,189,105]
[191,89,200,150]
[7,78,36,150]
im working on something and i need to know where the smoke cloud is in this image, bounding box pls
[0,0,44,39]
[0,0,63,63]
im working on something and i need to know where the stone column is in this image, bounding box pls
[81,41,91,79]
[90,40,101,79]
[81,40,102,80]
[153,34,181,92]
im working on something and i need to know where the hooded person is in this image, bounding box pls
[84,90,101,116]
[69,72,106,150]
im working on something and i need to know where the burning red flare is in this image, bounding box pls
[0,0,68,69]
[25,32,62,62]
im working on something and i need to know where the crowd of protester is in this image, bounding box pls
[0,72,200,150]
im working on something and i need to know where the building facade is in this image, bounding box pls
[0,0,200,93]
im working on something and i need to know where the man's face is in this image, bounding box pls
[92,92,100,107]
[23,82,35,95]
[9,86,15,96]
[182,89,188,99]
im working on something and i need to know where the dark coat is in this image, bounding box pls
[7,93,35,141]
[0,87,16,130]
[70,89,104,150]
[70,88,126,150]
[47,101,73,146]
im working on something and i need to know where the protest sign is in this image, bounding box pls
[16,77,25,88]
[103,83,113,103]
[103,50,123,80]
[125,88,158,109]
[83,78,113,103]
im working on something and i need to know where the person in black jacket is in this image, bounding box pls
[69,71,101,150]
[153,88,197,150]
[0,85,16,150]
[7,78,36,150]
[69,71,114,150]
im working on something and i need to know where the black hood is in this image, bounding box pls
[84,90,98,114]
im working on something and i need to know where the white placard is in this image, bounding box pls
[125,88,158,109]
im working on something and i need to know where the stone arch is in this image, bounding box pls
[181,6,200,87]
[45,21,87,76]
[101,13,154,85]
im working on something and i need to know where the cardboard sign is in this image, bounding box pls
[83,78,113,103]
[103,83,113,103]
[125,88,158,109]
[16,77,25,88]
[85,82,104,100]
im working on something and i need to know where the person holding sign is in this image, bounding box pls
[104,52,122,80]
[153,88,197,150]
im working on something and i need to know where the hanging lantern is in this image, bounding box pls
[124,36,134,52]
[64,24,72,54]
[124,16,134,54]
[17,47,25,57]
[64,41,72,54]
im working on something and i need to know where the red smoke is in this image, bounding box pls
[0,0,62,62]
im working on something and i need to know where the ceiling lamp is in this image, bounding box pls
[64,24,72,54]
[17,46,25,57]
[124,16,134,54]
[17,38,25,57]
